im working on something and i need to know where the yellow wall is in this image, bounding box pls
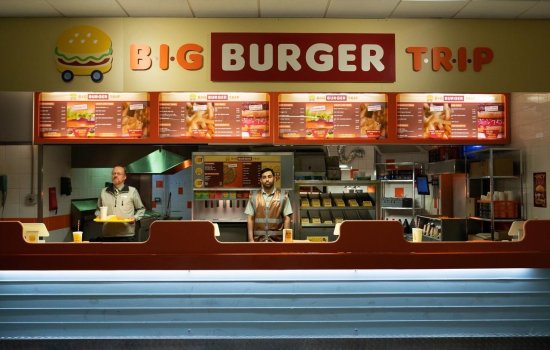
[1,18,549,92]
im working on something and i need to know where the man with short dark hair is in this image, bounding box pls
[245,168,293,242]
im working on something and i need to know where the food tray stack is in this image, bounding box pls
[320,193,333,207]
[300,211,310,225]
[308,209,322,224]
[331,209,345,224]
[319,210,333,224]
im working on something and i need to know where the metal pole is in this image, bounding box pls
[37,144,43,221]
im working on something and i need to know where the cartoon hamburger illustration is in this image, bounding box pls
[55,25,113,82]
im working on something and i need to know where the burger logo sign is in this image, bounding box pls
[55,25,113,82]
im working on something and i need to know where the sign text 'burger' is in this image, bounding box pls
[211,33,395,82]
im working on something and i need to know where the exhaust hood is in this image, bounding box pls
[126,149,190,175]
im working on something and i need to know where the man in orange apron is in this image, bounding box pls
[245,168,293,242]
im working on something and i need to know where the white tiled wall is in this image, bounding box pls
[510,93,550,219]
[42,146,72,217]
[151,168,193,220]
[0,145,72,240]
[70,167,112,200]
[0,145,38,219]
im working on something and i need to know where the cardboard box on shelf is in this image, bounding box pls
[469,162,484,177]
[469,158,514,177]
[490,158,514,176]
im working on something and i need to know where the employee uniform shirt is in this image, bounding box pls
[244,189,293,218]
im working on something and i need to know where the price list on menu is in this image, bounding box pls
[203,162,224,187]
[94,102,122,134]
[396,93,506,140]
[278,93,387,141]
[159,102,186,136]
[39,102,67,137]
[278,104,306,138]
[201,161,262,188]
[159,93,270,140]
[332,103,361,137]
[211,102,241,137]
[242,162,262,187]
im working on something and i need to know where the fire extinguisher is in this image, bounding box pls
[48,187,58,214]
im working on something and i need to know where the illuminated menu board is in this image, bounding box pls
[192,152,294,190]
[38,92,150,138]
[397,93,506,140]
[278,93,387,141]
[159,92,270,140]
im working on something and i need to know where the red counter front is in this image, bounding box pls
[1,220,549,270]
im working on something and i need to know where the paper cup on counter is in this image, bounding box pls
[412,228,423,242]
[99,206,108,220]
[72,231,83,243]
[283,229,293,243]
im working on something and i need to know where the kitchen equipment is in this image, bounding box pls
[164,192,172,219]
[126,148,188,175]
[416,215,467,241]
[71,198,101,241]
[325,156,341,180]
[294,151,326,179]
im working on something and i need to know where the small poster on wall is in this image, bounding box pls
[534,172,547,208]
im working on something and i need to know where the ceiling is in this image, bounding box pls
[1,0,550,19]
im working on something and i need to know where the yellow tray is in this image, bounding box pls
[94,216,134,223]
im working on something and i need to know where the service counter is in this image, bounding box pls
[1,220,550,270]
[2,220,550,347]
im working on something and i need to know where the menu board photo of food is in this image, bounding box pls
[305,104,334,139]
[477,104,505,140]
[38,92,150,139]
[159,92,270,140]
[396,93,506,141]
[278,93,387,142]
[66,102,95,137]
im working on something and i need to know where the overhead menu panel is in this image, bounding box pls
[34,91,509,145]
[159,92,271,142]
[396,93,507,141]
[276,93,388,144]
[36,92,150,140]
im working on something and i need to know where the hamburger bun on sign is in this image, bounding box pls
[55,25,113,82]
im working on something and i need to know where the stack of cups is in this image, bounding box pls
[504,191,514,201]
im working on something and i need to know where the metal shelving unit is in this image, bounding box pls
[293,179,380,241]
[466,148,524,240]
[375,162,424,222]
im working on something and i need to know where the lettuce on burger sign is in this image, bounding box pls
[54,25,113,82]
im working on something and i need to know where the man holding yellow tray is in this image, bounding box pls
[94,165,145,242]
